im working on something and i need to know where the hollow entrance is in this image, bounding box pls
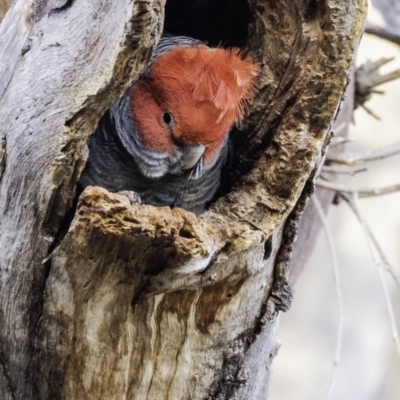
[164,0,253,48]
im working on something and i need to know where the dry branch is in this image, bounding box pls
[317,179,400,198]
[322,165,367,175]
[342,194,400,356]
[354,57,400,117]
[365,23,400,45]
[327,139,400,165]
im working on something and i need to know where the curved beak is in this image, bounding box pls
[181,143,206,170]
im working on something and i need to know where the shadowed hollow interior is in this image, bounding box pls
[164,0,253,48]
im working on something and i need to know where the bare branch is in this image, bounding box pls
[327,140,400,165]
[312,196,344,400]
[361,103,381,120]
[342,194,400,356]
[357,57,400,87]
[321,165,367,175]
[317,179,400,198]
[340,195,400,291]
[329,137,353,148]
[365,23,400,45]
[355,57,400,115]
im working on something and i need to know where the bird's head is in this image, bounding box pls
[129,45,259,177]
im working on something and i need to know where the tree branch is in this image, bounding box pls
[354,57,400,116]
[317,179,400,198]
[365,22,400,45]
[322,165,367,175]
[327,139,400,165]
[342,194,400,356]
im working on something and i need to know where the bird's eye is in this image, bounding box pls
[162,112,174,127]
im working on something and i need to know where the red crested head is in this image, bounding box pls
[130,45,259,165]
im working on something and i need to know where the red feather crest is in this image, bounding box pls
[151,45,260,124]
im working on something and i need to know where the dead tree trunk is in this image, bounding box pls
[0,1,366,399]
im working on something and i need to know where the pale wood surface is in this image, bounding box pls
[0,0,366,399]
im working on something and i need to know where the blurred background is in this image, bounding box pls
[270,2,400,400]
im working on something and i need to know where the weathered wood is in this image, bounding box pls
[0,0,164,398]
[0,0,367,399]
[290,68,356,284]
[33,187,282,398]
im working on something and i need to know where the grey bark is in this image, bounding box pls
[0,1,366,399]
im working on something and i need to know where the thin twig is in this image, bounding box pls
[370,89,385,95]
[342,194,400,356]
[329,137,353,148]
[361,104,381,120]
[322,165,367,175]
[327,140,400,166]
[317,180,400,198]
[312,196,344,400]
[339,195,400,291]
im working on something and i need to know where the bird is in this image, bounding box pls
[79,36,259,214]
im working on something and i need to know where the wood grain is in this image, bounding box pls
[0,0,164,398]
